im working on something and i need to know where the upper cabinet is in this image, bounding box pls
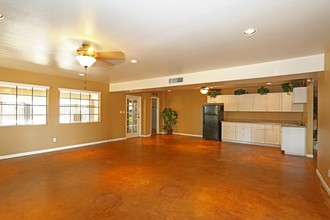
[206,91,305,112]
[292,87,307,103]
[252,94,267,111]
[207,95,223,103]
[281,93,304,112]
[223,95,237,111]
[237,94,252,111]
[266,93,282,112]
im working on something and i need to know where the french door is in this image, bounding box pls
[126,96,141,138]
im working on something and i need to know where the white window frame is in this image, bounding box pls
[59,88,101,124]
[0,81,49,126]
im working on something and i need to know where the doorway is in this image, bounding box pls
[126,96,141,138]
[151,97,159,135]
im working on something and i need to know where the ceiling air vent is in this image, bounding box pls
[169,77,183,84]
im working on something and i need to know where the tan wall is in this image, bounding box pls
[317,51,330,189]
[166,90,206,135]
[306,82,314,155]
[0,67,126,156]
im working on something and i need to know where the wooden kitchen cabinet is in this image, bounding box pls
[281,93,304,112]
[235,123,252,142]
[251,124,265,143]
[252,94,267,111]
[266,93,282,111]
[265,125,281,145]
[222,122,236,140]
[223,95,237,111]
[292,87,307,103]
[237,94,253,111]
[207,95,223,104]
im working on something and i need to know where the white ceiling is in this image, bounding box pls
[0,0,329,85]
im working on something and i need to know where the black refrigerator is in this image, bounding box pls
[202,103,224,141]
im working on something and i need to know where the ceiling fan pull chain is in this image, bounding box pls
[84,66,87,90]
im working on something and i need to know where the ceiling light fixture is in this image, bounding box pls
[79,73,85,77]
[243,28,257,36]
[266,82,272,85]
[200,87,209,94]
[307,78,312,83]
[0,14,3,19]
[76,55,96,69]
[130,59,138,63]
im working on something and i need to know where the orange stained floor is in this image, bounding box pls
[0,135,329,219]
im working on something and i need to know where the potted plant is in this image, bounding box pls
[234,89,248,95]
[257,86,270,95]
[207,89,221,98]
[162,108,178,134]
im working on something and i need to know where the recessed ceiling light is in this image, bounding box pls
[130,59,137,63]
[243,28,257,36]
[266,82,272,85]
[79,73,85,77]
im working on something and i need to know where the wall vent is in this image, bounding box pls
[169,77,183,84]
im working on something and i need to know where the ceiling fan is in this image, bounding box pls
[76,43,125,68]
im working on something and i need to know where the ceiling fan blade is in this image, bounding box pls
[96,51,125,60]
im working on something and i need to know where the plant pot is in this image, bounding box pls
[166,129,173,134]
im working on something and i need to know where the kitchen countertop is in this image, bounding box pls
[223,119,306,127]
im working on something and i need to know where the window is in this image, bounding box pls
[59,89,100,124]
[0,82,48,126]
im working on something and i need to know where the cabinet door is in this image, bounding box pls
[224,95,237,111]
[207,96,216,103]
[222,122,236,140]
[215,95,224,103]
[236,123,252,142]
[281,93,292,112]
[265,125,281,145]
[252,94,267,111]
[238,94,253,111]
[267,93,282,112]
[251,124,265,143]
[293,87,307,103]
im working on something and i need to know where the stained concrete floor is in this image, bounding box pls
[0,135,329,219]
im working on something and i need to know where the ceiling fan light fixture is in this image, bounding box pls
[243,28,257,36]
[76,55,96,68]
[200,87,209,94]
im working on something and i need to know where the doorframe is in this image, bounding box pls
[126,95,142,138]
[151,97,160,134]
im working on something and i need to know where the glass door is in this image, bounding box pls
[126,96,141,138]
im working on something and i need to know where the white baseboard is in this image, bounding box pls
[0,137,126,160]
[306,154,314,158]
[140,134,151,137]
[316,169,330,197]
[173,132,202,138]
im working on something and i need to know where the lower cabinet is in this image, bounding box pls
[265,125,281,145]
[222,121,281,147]
[222,122,236,140]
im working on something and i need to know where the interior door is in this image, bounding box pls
[126,96,141,138]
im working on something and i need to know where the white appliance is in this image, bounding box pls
[281,126,306,156]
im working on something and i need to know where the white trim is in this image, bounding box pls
[306,154,314,158]
[0,81,50,89]
[151,97,160,134]
[109,54,324,92]
[316,169,330,197]
[173,132,203,138]
[140,134,151,137]
[58,87,101,94]
[0,138,126,160]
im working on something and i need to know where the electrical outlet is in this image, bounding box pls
[328,169,330,178]
[53,138,57,143]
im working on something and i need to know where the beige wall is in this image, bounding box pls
[0,67,126,156]
[166,90,206,135]
[317,51,330,188]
